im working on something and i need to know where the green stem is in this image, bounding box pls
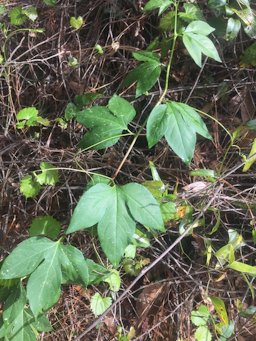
[112,1,179,180]
[158,1,179,104]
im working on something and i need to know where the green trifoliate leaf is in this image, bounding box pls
[20,175,41,199]
[70,16,84,30]
[123,51,161,98]
[9,7,27,26]
[90,293,112,317]
[67,183,163,266]
[29,216,61,239]
[182,20,221,67]
[144,0,173,15]
[35,162,59,186]
[146,102,211,164]
[76,95,136,149]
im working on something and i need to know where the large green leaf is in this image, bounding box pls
[60,244,90,285]
[2,283,51,341]
[147,102,211,164]
[124,52,161,98]
[0,237,61,318]
[0,237,55,279]
[121,183,164,229]
[67,183,164,266]
[97,188,136,266]
[76,95,136,149]
[67,183,113,230]
[27,241,62,317]
[182,20,221,67]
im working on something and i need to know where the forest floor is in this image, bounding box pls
[1,1,256,340]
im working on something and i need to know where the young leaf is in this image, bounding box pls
[195,325,212,341]
[16,107,49,128]
[29,216,61,239]
[17,107,38,121]
[76,95,136,149]
[0,5,6,15]
[179,3,204,22]
[144,0,173,15]
[70,16,84,30]
[191,305,210,326]
[104,269,121,292]
[182,20,221,67]
[146,102,211,164]
[9,7,27,26]
[23,6,38,21]
[123,52,161,97]
[67,183,163,266]
[243,138,256,172]
[90,293,112,317]
[20,175,41,199]
[35,162,59,185]
[225,18,241,40]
